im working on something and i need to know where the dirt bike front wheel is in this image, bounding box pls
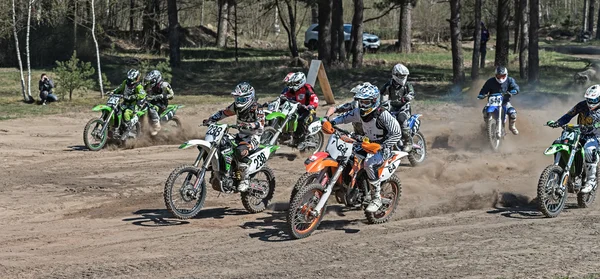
[287,183,327,239]
[164,165,207,219]
[487,114,502,152]
[537,165,568,218]
[83,118,108,151]
[408,131,427,167]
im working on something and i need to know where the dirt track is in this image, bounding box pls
[1,97,600,279]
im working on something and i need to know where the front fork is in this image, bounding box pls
[192,146,217,192]
[270,116,291,145]
[312,161,346,214]
[555,151,575,196]
[98,110,115,137]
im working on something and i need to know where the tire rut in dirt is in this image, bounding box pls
[287,183,326,239]
[537,165,567,218]
[241,166,276,213]
[163,165,207,220]
[365,174,402,224]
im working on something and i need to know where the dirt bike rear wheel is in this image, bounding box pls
[164,165,207,219]
[287,183,326,239]
[241,166,276,213]
[408,131,427,167]
[83,118,108,151]
[365,174,402,224]
[487,115,502,151]
[537,165,568,218]
[260,126,278,145]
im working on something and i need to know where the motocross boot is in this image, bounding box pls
[365,180,383,213]
[582,163,597,193]
[401,128,413,152]
[509,118,519,135]
[151,121,161,136]
[236,163,250,192]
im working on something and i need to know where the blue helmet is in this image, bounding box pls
[351,82,380,117]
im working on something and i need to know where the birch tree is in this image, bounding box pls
[12,0,31,102]
[91,0,104,97]
[26,0,35,101]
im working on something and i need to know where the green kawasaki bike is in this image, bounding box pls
[537,123,598,218]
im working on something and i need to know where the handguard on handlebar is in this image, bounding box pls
[361,142,381,154]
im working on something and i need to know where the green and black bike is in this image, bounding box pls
[83,94,183,151]
[537,123,598,218]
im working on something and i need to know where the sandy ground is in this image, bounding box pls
[1,96,599,279]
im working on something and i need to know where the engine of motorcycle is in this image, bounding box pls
[210,173,235,194]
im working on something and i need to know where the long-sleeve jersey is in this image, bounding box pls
[380,80,415,107]
[330,107,401,149]
[281,84,319,111]
[112,80,146,106]
[478,77,520,102]
[556,101,600,136]
[208,102,265,136]
[148,81,174,100]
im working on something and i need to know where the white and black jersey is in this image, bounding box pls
[331,107,401,149]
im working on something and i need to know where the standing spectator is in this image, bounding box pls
[39,73,58,105]
[480,22,490,69]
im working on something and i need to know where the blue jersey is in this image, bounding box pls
[557,101,600,133]
[478,77,520,102]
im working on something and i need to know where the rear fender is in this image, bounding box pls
[179,140,220,172]
[266,111,286,121]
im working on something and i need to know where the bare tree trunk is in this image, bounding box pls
[583,0,589,32]
[597,0,600,39]
[449,0,465,84]
[74,0,78,47]
[318,0,332,66]
[471,0,482,80]
[200,0,205,26]
[589,0,596,34]
[276,0,299,57]
[234,0,238,62]
[398,1,412,53]
[26,0,34,100]
[311,2,318,24]
[513,0,520,54]
[529,0,540,82]
[142,0,160,52]
[350,0,364,68]
[168,0,180,67]
[12,0,29,102]
[91,0,104,97]
[495,0,510,67]
[330,0,343,62]
[337,0,346,63]
[216,0,229,48]
[519,0,529,79]
[129,0,134,40]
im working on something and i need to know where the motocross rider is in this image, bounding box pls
[477,66,520,135]
[144,70,175,136]
[325,99,364,135]
[203,82,265,192]
[326,82,402,213]
[281,72,319,146]
[110,69,147,137]
[380,63,415,152]
[546,84,600,193]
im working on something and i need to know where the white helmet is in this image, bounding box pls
[231,82,255,111]
[392,64,409,87]
[585,84,600,110]
[283,72,306,91]
[352,82,381,117]
[495,66,508,83]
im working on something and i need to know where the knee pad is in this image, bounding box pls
[507,108,517,119]
[585,148,598,163]
[235,144,250,163]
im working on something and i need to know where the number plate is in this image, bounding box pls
[561,131,576,144]
[487,96,502,106]
[107,96,120,105]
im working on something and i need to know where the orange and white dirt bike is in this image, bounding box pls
[286,121,405,239]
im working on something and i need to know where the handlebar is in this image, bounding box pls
[201,122,242,130]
